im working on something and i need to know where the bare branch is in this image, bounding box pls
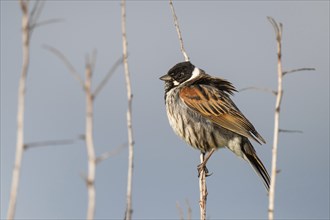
[24,139,76,150]
[199,153,208,220]
[30,0,44,25]
[169,1,206,219]
[29,0,38,18]
[239,86,277,95]
[279,129,303,134]
[19,0,28,14]
[268,16,283,220]
[43,45,85,89]
[29,0,45,34]
[31,18,64,30]
[95,143,127,164]
[7,1,30,218]
[93,55,123,98]
[169,0,190,62]
[85,58,96,220]
[121,1,135,219]
[283,68,315,76]
[267,16,283,44]
[267,17,314,220]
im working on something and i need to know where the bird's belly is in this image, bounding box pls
[166,101,235,153]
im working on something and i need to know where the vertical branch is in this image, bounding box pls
[267,17,283,220]
[121,1,134,219]
[46,46,126,219]
[169,0,190,62]
[7,1,30,219]
[85,59,96,220]
[198,154,207,220]
[169,1,207,219]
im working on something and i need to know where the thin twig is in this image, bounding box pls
[169,0,190,62]
[31,18,64,30]
[95,143,127,164]
[46,47,99,219]
[7,1,31,219]
[239,86,277,95]
[267,17,314,220]
[43,45,85,89]
[30,0,41,23]
[198,153,208,220]
[29,1,62,34]
[29,0,44,29]
[24,139,76,150]
[283,68,315,76]
[267,16,283,220]
[85,58,96,220]
[169,1,205,219]
[279,129,303,134]
[93,55,123,98]
[121,1,135,219]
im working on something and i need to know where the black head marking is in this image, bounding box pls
[167,61,195,84]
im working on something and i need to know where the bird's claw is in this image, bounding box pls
[197,163,213,177]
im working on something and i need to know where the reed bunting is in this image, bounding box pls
[160,61,270,191]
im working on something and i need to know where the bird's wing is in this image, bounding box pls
[179,84,266,144]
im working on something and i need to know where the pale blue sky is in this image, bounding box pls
[1,1,329,219]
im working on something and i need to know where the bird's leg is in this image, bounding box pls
[197,148,216,177]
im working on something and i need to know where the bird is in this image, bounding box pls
[160,61,270,191]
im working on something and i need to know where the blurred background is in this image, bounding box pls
[1,1,329,219]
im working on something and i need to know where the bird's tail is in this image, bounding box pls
[242,141,270,192]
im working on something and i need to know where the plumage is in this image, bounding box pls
[180,85,266,145]
[160,61,270,191]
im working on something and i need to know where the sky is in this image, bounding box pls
[1,1,329,219]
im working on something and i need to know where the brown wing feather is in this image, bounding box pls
[180,84,266,144]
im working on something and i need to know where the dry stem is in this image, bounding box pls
[267,16,283,220]
[168,1,207,219]
[85,60,96,220]
[239,86,277,96]
[7,2,30,219]
[198,153,208,220]
[267,17,315,220]
[121,1,134,219]
[283,68,315,76]
[43,45,85,89]
[279,129,303,134]
[46,48,99,219]
[95,143,127,164]
[24,139,76,150]
[93,56,123,98]
[169,0,190,62]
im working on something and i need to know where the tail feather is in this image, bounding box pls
[243,142,270,192]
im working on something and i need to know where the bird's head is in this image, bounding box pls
[160,61,202,88]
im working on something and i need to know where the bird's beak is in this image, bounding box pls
[159,74,172,81]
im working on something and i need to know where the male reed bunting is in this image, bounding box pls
[160,61,270,191]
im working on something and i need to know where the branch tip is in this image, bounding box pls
[283,68,315,76]
[169,0,190,61]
